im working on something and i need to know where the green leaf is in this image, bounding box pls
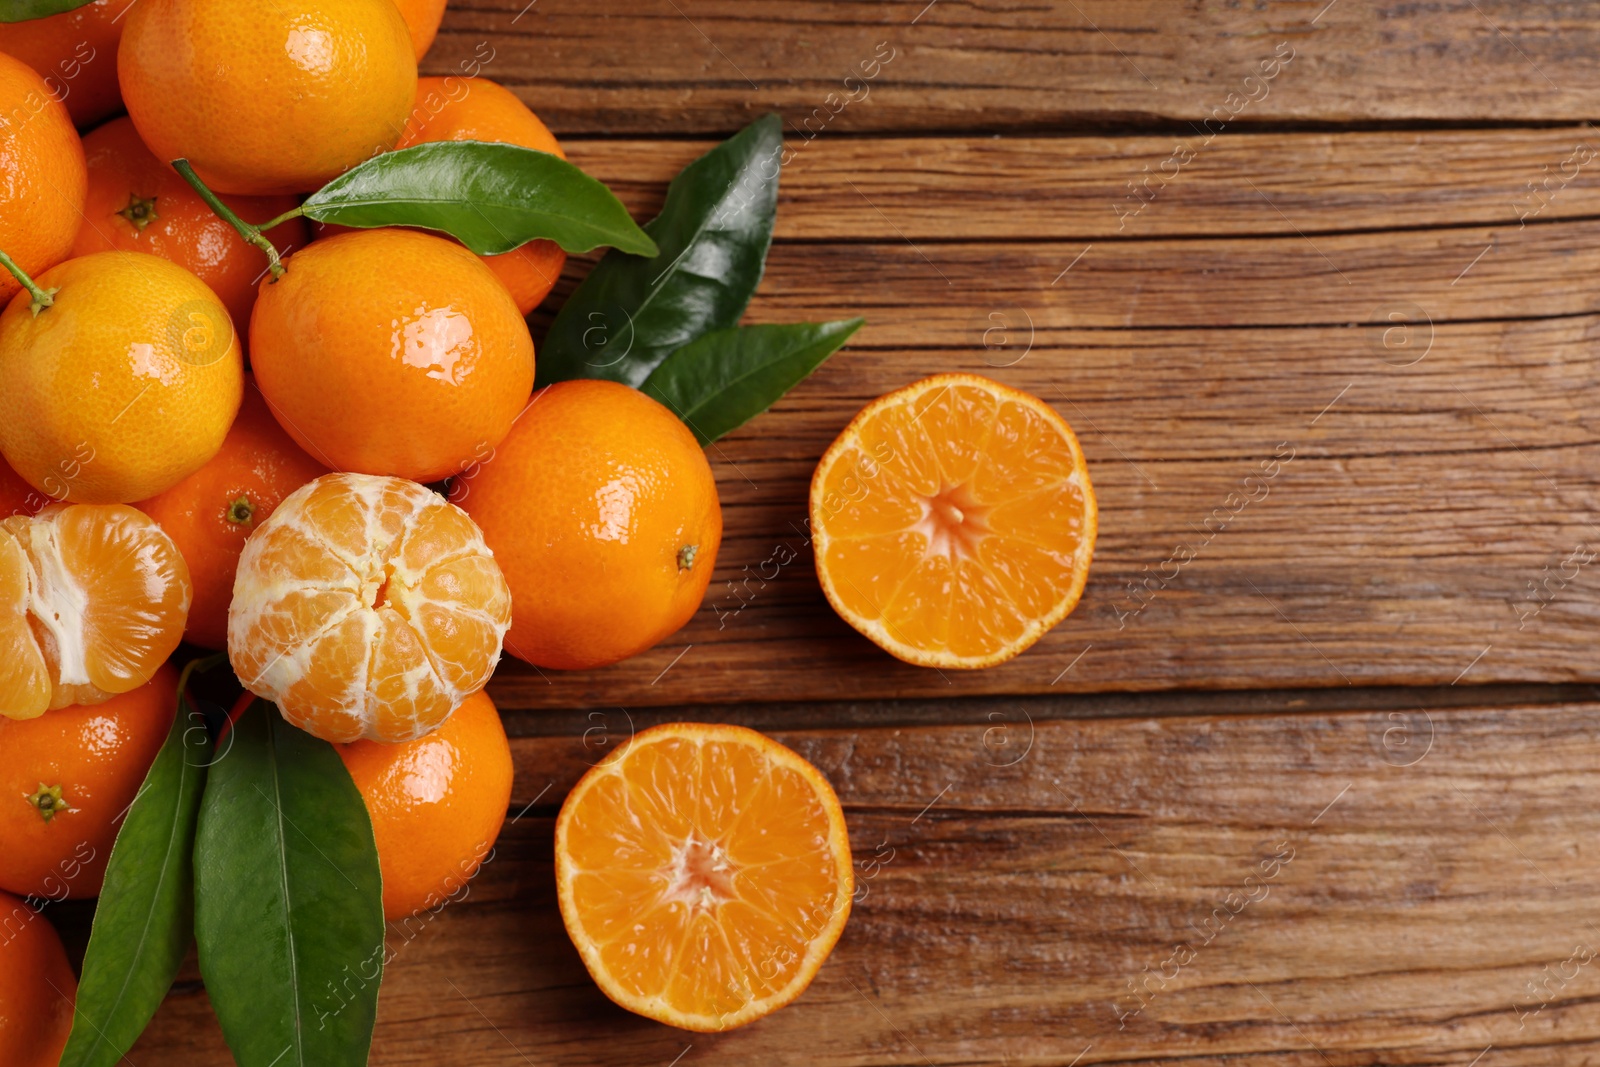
[299,140,658,257]
[59,657,218,1067]
[193,701,385,1067]
[537,113,782,388]
[642,319,865,445]
[0,0,95,22]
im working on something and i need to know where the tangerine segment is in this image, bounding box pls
[556,723,853,1032]
[811,373,1097,669]
[0,505,191,719]
[229,472,510,743]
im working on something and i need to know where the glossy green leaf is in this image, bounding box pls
[0,0,94,22]
[300,140,658,257]
[194,701,384,1067]
[59,658,218,1067]
[537,113,782,388]
[642,319,865,444]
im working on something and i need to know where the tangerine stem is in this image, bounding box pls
[0,247,56,315]
[170,159,287,280]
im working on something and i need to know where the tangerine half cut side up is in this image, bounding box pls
[228,472,511,743]
[556,722,854,1032]
[810,373,1097,669]
[0,504,191,720]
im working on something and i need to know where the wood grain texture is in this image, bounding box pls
[566,128,1600,241]
[39,6,1600,1067]
[486,126,1600,708]
[425,0,1600,135]
[113,702,1600,1065]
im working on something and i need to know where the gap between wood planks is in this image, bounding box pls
[496,681,1600,739]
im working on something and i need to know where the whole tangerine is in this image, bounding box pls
[0,664,178,899]
[0,892,75,1067]
[0,251,243,504]
[392,0,449,60]
[457,379,721,671]
[0,0,136,128]
[397,76,568,315]
[139,380,329,651]
[250,229,534,483]
[338,688,513,919]
[0,52,86,306]
[0,457,41,520]
[118,0,417,195]
[72,117,310,344]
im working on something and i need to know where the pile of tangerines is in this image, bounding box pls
[0,1,1098,1063]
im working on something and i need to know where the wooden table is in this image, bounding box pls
[107,2,1600,1063]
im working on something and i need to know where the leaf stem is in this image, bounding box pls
[0,246,56,315]
[215,691,257,746]
[256,205,307,235]
[170,160,287,280]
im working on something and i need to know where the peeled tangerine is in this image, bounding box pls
[228,473,511,743]
[0,505,191,720]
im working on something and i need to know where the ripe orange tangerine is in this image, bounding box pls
[392,0,449,60]
[0,250,244,505]
[249,228,535,484]
[0,892,75,1067]
[338,688,512,920]
[396,76,568,315]
[228,472,511,743]
[72,117,310,345]
[0,505,191,720]
[457,379,721,671]
[0,457,40,520]
[118,0,417,196]
[139,381,329,651]
[556,722,853,1032]
[0,0,135,128]
[810,373,1096,669]
[0,51,86,307]
[0,664,177,899]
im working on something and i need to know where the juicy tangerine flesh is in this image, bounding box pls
[0,505,191,720]
[811,373,1097,669]
[556,723,853,1032]
[228,472,510,743]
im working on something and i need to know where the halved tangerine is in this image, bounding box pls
[227,472,511,743]
[811,373,1096,669]
[0,504,191,719]
[555,723,853,1032]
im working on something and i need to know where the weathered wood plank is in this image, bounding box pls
[566,129,1600,241]
[461,131,1600,707]
[116,702,1600,1064]
[427,0,1600,134]
[497,262,1600,706]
